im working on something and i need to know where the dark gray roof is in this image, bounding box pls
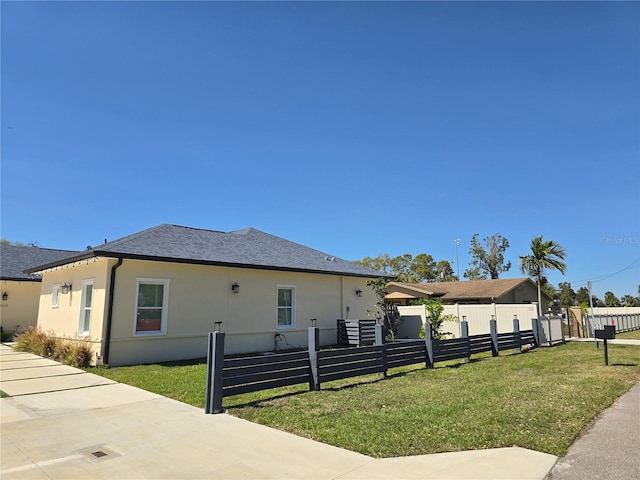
[1,244,79,281]
[25,224,384,278]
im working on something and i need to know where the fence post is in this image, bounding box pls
[532,318,540,347]
[424,322,434,369]
[308,326,320,391]
[547,316,553,346]
[205,331,225,414]
[460,317,470,362]
[513,315,521,353]
[375,323,388,377]
[375,323,384,346]
[490,317,498,357]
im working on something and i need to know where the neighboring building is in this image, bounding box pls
[27,224,384,366]
[386,278,551,311]
[0,244,78,335]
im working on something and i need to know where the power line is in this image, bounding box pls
[568,258,640,289]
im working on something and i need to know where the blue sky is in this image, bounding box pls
[2,1,638,300]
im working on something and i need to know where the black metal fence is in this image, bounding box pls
[205,318,541,414]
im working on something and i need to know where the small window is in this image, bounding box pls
[52,284,60,308]
[277,286,295,329]
[135,279,169,335]
[78,280,94,335]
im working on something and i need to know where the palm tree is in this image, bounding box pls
[519,236,567,317]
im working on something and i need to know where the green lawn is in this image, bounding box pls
[617,329,640,340]
[89,341,640,457]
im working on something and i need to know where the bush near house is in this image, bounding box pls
[14,327,93,368]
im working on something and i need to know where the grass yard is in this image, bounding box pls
[89,341,640,458]
[617,329,640,340]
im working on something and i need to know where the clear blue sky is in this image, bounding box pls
[2,1,639,300]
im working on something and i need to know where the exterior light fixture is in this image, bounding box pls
[310,318,317,327]
[231,282,239,294]
[214,321,223,332]
[355,288,362,297]
[1,292,7,301]
[61,283,72,294]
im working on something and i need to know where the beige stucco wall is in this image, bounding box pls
[106,259,378,365]
[500,282,549,312]
[35,258,113,361]
[0,280,42,334]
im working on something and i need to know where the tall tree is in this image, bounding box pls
[355,253,453,283]
[409,254,437,283]
[576,286,603,308]
[604,291,621,307]
[519,236,567,317]
[435,260,457,282]
[557,282,576,308]
[621,294,639,307]
[464,233,511,280]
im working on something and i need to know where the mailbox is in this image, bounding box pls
[595,325,616,340]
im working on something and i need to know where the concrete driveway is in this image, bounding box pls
[1,343,559,479]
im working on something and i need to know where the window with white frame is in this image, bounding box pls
[51,284,60,308]
[78,280,94,335]
[277,286,295,329]
[135,279,170,335]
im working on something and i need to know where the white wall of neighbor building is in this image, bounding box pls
[398,303,541,338]
[589,307,640,315]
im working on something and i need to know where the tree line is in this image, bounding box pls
[355,233,639,310]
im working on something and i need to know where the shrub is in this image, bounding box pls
[14,327,93,368]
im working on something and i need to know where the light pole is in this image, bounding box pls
[454,239,460,281]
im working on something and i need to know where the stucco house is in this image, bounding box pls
[1,244,78,336]
[27,224,384,366]
[386,278,551,312]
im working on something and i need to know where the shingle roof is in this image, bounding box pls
[25,224,384,278]
[390,278,549,300]
[1,244,79,281]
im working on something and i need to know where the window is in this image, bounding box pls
[52,284,60,308]
[135,279,169,334]
[78,280,94,335]
[277,286,295,329]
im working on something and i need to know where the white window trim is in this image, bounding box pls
[78,279,94,336]
[276,285,296,330]
[51,284,60,308]
[134,278,170,336]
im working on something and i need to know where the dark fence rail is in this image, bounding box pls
[318,345,385,383]
[205,318,542,414]
[386,341,427,369]
[222,350,311,397]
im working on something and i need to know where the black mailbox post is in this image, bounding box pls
[594,325,616,365]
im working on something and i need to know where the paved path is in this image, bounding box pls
[0,344,558,479]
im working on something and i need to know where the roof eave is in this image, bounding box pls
[0,276,42,282]
[26,250,385,278]
[23,251,98,273]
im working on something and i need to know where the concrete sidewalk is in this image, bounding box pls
[0,343,557,479]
